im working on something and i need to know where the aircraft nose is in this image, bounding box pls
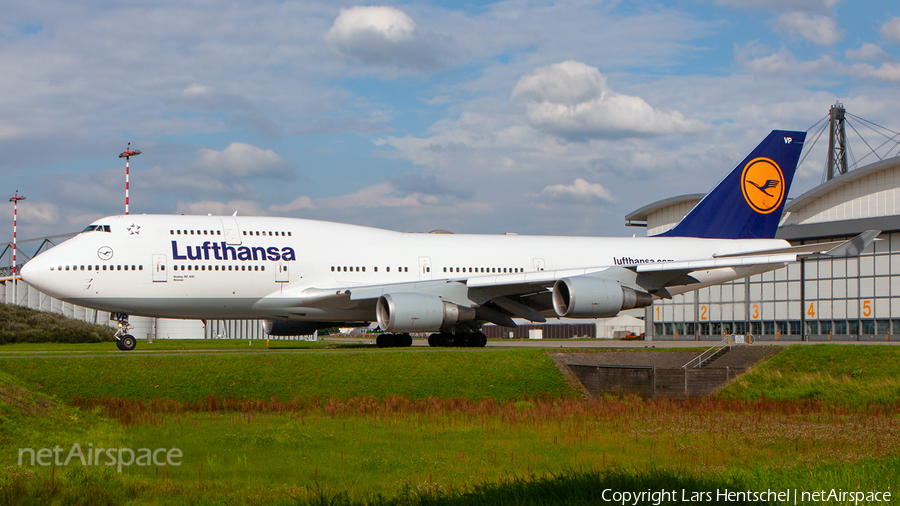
[19,259,39,288]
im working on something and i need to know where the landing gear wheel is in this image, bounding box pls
[428,333,440,347]
[119,334,137,351]
[401,333,413,347]
[476,332,487,347]
[112,313,135,351]
[376,334,387,348]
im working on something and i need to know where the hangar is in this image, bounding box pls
[626,107,900,341]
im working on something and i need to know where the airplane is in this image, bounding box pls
[19,130,879,351]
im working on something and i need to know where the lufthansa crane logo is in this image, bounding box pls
[741,157,785,214]
[97,246,114,261]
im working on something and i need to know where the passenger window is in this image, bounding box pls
[254,266,259,271]
[387,267,390,272]
[261,266,264,271]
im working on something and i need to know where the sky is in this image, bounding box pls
[2,0,900,241]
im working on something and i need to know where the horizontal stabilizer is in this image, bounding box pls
[823,230,880,258]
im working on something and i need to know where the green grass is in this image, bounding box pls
[0,349,575,403]
[0,338,357,355]
[2,344,900,505]
[717,345,900,407]
[0,304,114,344]
[3,394,899,505]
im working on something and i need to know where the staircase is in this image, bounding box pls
[681,336,731,370]
[696,345,730,368]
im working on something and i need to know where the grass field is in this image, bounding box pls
[1,342,899,505]
[718,345,900,407]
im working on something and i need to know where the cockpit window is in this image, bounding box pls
[82,225,111,233]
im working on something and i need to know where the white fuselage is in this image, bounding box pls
[20,214,788,323]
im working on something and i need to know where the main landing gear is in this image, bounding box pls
[113,313,137,351]
[427,331,487,348]
[376,333,413,348]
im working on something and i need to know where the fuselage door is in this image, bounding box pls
[152,254,167,282]
[533,258,545,272]
[221,217,242,245]
[276,261,289,282]
[418,256,432,280]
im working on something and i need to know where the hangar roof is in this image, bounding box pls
[624,194,705,224]
[784,155,900,212]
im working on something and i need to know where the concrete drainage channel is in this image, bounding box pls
[552,346,782,400]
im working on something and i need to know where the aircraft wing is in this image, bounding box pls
[286,231,879,327]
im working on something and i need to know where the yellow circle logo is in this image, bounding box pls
[741,157,784,214]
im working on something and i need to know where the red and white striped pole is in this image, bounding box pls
[9,191,25,305]
[119,143,141,215]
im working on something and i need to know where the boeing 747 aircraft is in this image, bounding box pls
[20,130,878,350]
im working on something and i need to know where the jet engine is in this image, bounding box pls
[263,320,320,336]
[376,293,476,333]
[552,277,653,318]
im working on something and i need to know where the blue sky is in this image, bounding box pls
[2,0,899,240]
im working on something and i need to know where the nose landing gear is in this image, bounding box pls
[113,313,137,351]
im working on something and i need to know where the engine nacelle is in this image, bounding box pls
[376,293,476,333]
[552,277,653,318]
[263,320,320,336]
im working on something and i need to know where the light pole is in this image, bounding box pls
[119,143,141,215]
[9,191,25,305]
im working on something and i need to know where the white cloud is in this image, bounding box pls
[715,0,840,13]
[193,142,294,179]
[539,179,614,204]
[511,61,706,141]
[182,84,216,98]
[882,17,900,43]
[325,6,455,71]
[735,46,834,74]
[845,43,890,62]
[775,12,841,46]
[861,62,900,82]
[269,196,316,213]
[175,199,269,217]
[19,201,59,225]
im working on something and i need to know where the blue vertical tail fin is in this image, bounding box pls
[660,130,806,239]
